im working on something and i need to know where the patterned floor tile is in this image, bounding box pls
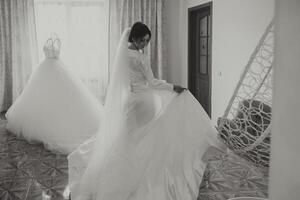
[0,117,69,200]
[0,115,269,200]
[198,148,269,200]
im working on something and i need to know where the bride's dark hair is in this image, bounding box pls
[128,22,151,42]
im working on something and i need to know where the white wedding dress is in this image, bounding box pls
[5,37,103,154]
[68,41,225,199]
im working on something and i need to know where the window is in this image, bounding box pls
[34,0,109,101]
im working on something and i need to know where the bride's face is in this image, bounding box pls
[134,34,150,50]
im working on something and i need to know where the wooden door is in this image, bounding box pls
[188,2,212,117]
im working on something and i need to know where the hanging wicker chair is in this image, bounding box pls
[217,20,274,169]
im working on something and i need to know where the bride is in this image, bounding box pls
[5,36,103,154]
[68,22,225,200]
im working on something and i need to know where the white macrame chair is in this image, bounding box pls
[217,20,274,169]
[228,198,267,200]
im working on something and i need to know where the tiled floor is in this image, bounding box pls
[0,116,68,200]
[198,147,269,200]
[0,115,269,200]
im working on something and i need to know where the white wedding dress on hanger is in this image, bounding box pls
[5,37,103,154]
[68,29,225,200]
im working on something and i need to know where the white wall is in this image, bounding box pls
[163,0,181,85]
[165,0,274,124]
[269,0,300,199]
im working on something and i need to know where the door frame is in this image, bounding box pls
[188,2,213,117]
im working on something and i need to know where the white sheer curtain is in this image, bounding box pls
[0,0,12,112]
[34,0,166,101]
[109,0,167,79]
[34,0,109,102]
[0,0,38,111]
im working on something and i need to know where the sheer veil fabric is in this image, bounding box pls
[76,28,132,198]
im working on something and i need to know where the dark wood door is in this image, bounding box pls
[188,3,212,117]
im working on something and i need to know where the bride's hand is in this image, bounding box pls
[173,85,186,93]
